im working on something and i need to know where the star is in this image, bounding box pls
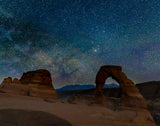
[0,0,160,88]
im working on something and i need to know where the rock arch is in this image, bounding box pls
[95,65,147,108]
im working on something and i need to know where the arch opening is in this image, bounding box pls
[104,77,119,88]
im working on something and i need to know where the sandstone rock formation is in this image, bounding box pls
[95,65,156,126]
[28,84,57,100]
[12,78,21,84]
[20,69,53,87]
[0,69,57,101]
[1,77,12,85]
[95,65,147,108]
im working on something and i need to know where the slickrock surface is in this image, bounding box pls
[0,109,72,126]
[0,93,156,126]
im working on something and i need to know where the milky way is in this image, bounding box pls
[0,0,160,88]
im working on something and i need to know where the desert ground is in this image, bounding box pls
[0,91,156,126]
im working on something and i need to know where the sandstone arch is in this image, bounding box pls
[95,65,147,108]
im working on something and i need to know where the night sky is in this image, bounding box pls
[0,0,160,88]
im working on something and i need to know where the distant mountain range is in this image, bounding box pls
[56,83,119,91]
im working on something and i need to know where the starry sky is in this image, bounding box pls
[0,0,160,88]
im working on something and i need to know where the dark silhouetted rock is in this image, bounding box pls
[20,69,53,87]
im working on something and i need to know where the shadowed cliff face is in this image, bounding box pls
[95,65,147,109]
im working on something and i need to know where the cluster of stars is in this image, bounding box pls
[0,0,160,88]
